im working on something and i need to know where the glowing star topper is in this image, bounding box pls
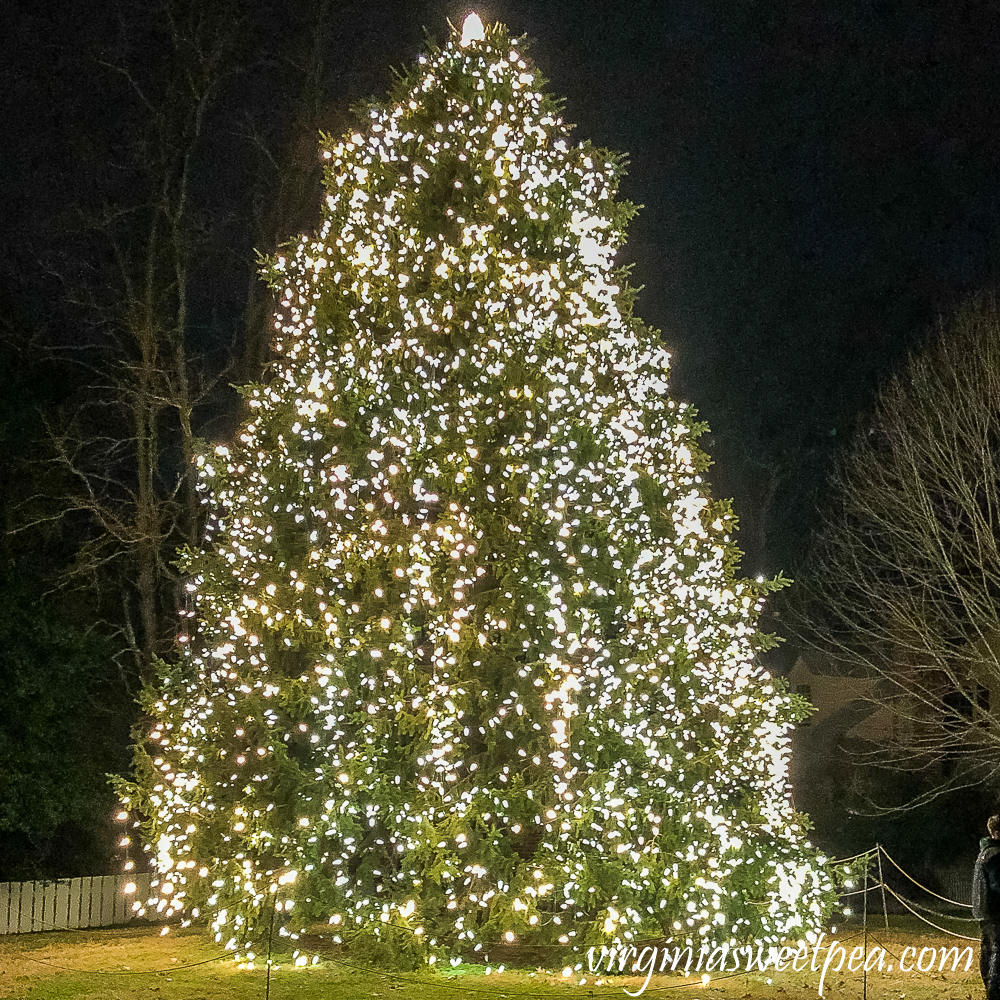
[461,12,486,46]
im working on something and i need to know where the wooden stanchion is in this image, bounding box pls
[876,844,890,931]
[266,893,277,1000]
[863,857,869,1000]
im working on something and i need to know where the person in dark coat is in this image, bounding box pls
[973,815,1000,1000]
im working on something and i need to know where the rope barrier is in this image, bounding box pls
[840,873,976,925]
[879,885,979,941]
[879,884,978,923]
[876,844,973,908]
[832,847,879,865]
[840,885,878,897]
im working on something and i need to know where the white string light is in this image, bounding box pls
[116,16,839,967]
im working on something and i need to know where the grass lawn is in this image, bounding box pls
[0,917,984,1000]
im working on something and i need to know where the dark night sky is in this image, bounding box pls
[5,0,1000,574]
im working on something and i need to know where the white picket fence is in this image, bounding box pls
[0,873,153,935]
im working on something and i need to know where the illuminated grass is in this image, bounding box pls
[0,919,982,1000]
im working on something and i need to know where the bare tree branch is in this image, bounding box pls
[789,297,1000,808]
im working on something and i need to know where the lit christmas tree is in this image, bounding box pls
[119,14,837,968]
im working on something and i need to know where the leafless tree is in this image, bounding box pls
[790,296,1000,808]
[14,0,358,683]
[237,2,353,381]
[16,0,249,680]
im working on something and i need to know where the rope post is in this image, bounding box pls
[266,891,277,1000]
[876,843,889,931]
[862,855,868,1000]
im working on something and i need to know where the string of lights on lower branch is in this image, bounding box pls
[115,12,842,968]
